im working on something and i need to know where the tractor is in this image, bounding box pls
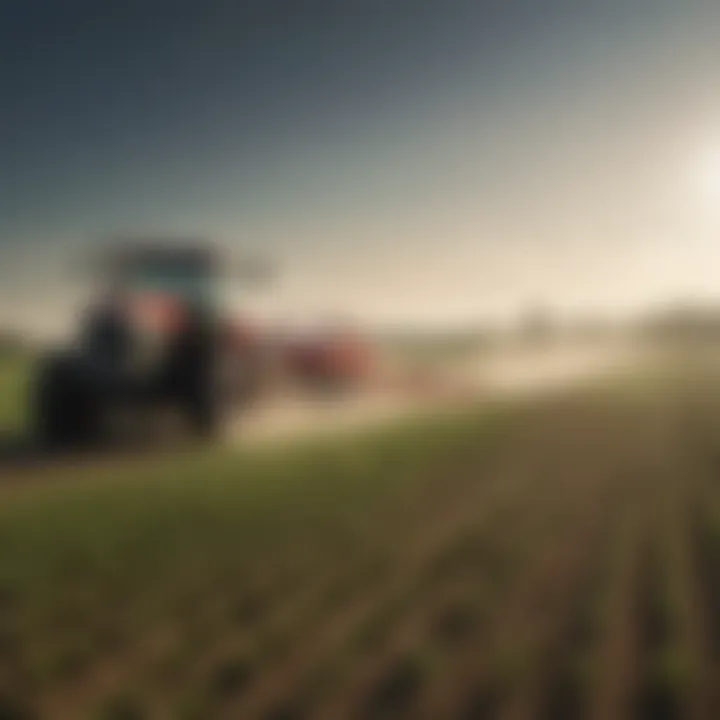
[31,240,270,449]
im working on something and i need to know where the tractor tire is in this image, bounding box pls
[33,354,92,450]
[160,309,229,441]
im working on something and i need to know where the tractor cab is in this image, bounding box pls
[106,243,217,306]
[90,243,219,333]
[77,244,220,381]
[87,241,270,335]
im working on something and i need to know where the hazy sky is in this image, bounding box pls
[2,0,720,329]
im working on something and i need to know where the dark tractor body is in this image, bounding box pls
[31,241,264,449]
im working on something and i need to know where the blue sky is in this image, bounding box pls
[2,0,720,329]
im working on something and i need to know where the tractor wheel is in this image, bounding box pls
[160,307,233,442]
[33,355,92,450]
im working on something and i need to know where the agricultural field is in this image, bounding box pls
[2,351,720,718]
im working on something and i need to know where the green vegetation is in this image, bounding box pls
[0,351,29,434]
[2,353,720,716]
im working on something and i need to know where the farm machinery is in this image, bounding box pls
[31,240,271,448]
[281,325,375,395]
[29,239,380,450]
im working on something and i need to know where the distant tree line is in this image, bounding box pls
[638,303,720,342]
